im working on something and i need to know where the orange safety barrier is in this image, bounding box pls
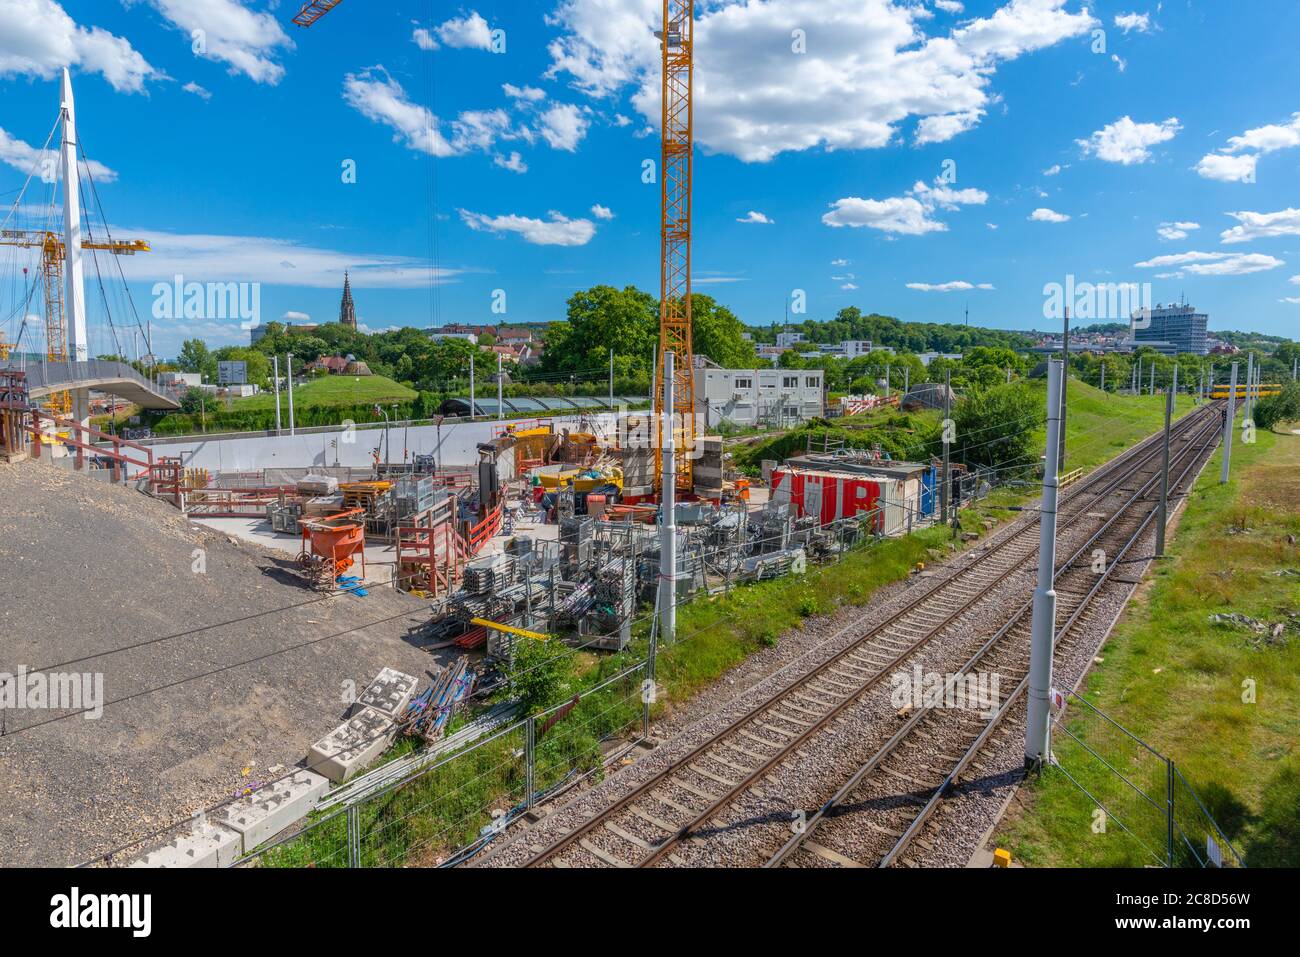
[27,408,156,484]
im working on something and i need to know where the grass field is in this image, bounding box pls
[233,374,417,412]
[995,420,1300,867]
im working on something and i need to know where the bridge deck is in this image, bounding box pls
[5,360,179,410]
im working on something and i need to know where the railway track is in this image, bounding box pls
[769,406,1223,868]
[506,404,1223,869]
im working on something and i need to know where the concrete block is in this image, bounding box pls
[130,824,242,868]
[351,667,418,721]
[307,707,396,783]
[216,770,331,854]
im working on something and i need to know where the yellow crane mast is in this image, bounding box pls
[0,229,150,415]
[654,0,697,495]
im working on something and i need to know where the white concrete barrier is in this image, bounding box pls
[352,667,418,721]
[143,413,621,473]
[129,824,243,868]
[216,770,331,854]
[308,707,397,783]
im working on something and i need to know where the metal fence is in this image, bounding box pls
[1047,690,1244,868]
[231,497,937,868]
[236,662,648,868]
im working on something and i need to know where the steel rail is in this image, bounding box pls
[767,414,1221,868]
[517,405,1220,867]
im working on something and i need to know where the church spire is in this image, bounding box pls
[339,271,357,330]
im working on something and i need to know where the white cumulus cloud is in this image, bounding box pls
[0,0,158,92]
[824,178,986,235]
[1078,116,1180,165]
[736,211,774,224]
[135,0,293,84]
[343,67,454,156]
[1114,12,1151,33]
[1135,250,1285,276]
[906,281,995,292]
[1197,112,1300,183]
[1030,207,1070,223]
[459,209,597,246]
[544,0,1098,163]
[1157,221,1199,242]
[538,103,590,151]
[1219,209,1300,245]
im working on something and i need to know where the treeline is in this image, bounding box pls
[751,306,1035,353]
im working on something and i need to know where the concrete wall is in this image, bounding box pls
[143,414,622,474]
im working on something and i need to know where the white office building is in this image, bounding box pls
[693,361,825,428]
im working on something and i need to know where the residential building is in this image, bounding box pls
[776,331,806,349]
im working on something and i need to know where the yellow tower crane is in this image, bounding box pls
[0,229,150,416]
[654,0,697,496]
[293,0,346,27]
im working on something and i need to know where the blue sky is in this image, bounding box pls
[1,0,1297,360]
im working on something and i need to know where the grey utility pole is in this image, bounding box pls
[497,353,504,421]
[941,369,952,524]
[1059,308,1070,472]
[1150,361,1156,396]
[469,352,476,421]
[1156,365,1178,556]
[1134,356,1140,395]
[286,353,296,436]
[1220,362,1239,485]
[273,354,282,435]
[1100,360,1105,393]
[1244,353,1254,426]
[609,348,615,409]
[659,351,678,649]
[1026,358,1065,769]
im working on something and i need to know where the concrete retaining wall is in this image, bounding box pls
[142,413,622,473]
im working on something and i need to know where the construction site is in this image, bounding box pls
[0,2,1293,903]
[0,10,958,868]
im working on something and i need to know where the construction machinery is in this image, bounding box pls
[293,0,346,27]
[0,230,150,417]
[653,0,697,496]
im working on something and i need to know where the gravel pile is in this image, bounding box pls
[0,460,451,866]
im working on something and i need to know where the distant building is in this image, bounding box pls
[917,351,963,366]
[842,340,873,358]
[159,372,201,388]
[776,331,806,349]
[428,332,478,344]
[252,321,319,344]
[693,360,824,428]
[1130,303,1209,355]
[339,272,358,331]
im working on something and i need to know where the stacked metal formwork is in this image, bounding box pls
[0,369,30,461]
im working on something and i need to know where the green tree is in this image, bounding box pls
[177,339,215,380]
[691,294,757,367]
